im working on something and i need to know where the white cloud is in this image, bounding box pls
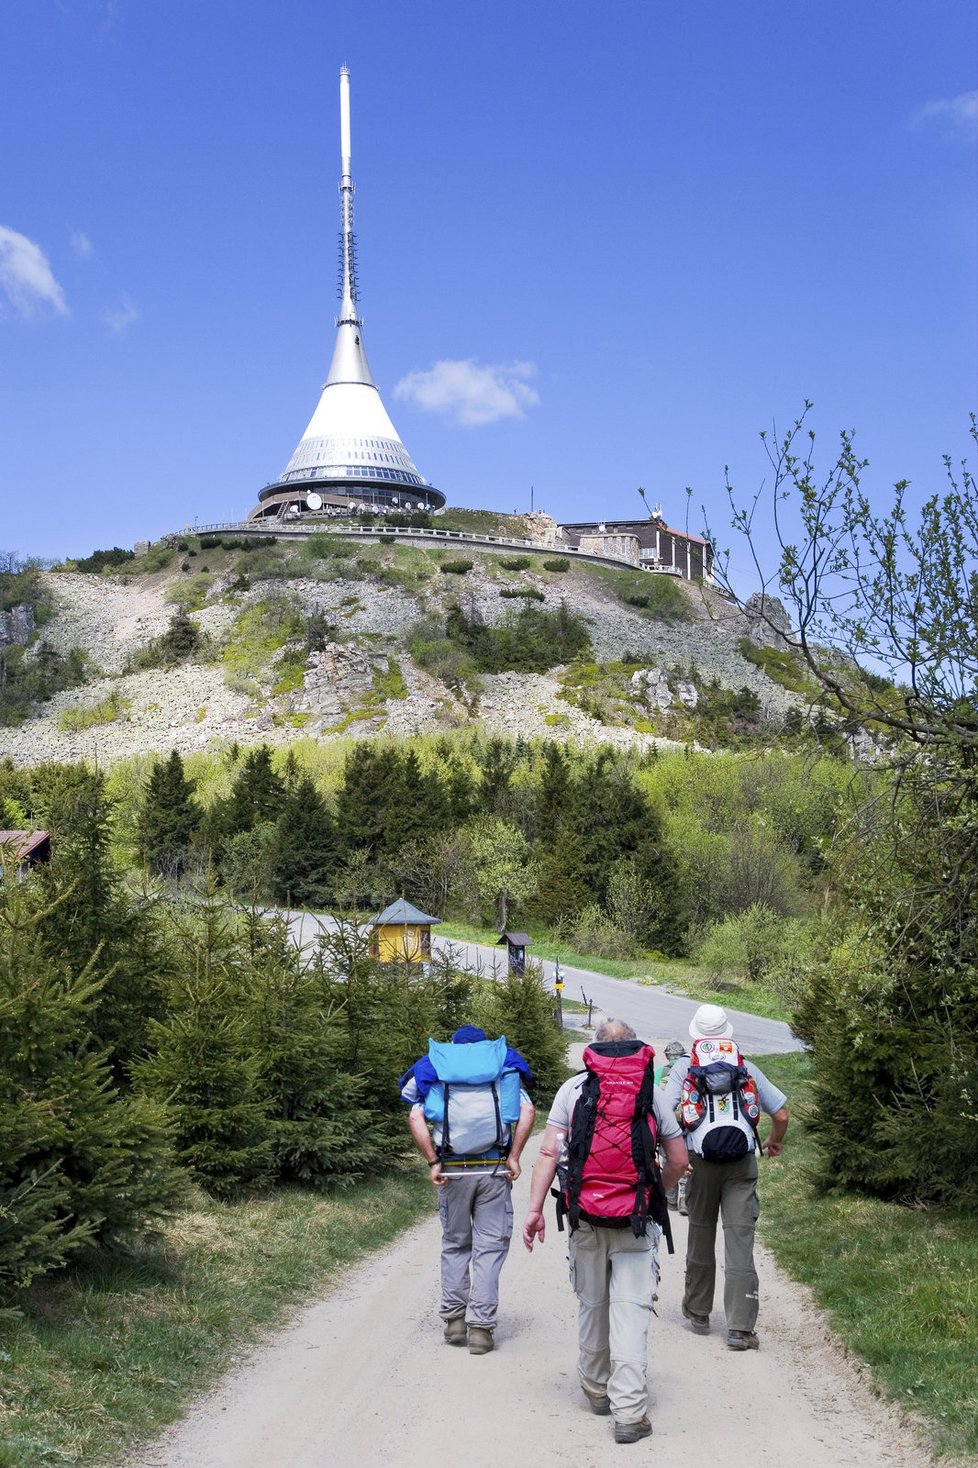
[0,225,68,317]
[70,230,93,258]
[102,294,139,335]
[394,358,540,427]
[910,90,978,137]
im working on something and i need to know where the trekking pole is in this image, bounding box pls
[581,987,593,1028]
[553,958,564,1031]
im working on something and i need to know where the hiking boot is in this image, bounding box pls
[584,1392,611,1416]
[614,1417,652,1444]
[443,1317,467,1346]
[727,1329,760,1351]
[467,1326,494,1354]
[681,1302,710,1335]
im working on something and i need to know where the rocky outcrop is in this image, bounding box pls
[629,668,699,711]
[295,643,377,727]
[0,604,35,647]
[743,592,793,650]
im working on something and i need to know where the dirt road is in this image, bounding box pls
[131,1148,929,1468]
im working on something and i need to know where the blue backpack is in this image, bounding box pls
[401,1036,528,1163]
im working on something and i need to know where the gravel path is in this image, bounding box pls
[127,1128,929,1468]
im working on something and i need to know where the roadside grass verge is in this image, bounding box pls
[435,922,791,1022]
[757,1052,978,1462]
[0,1168,433,1467]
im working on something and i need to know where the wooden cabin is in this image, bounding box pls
[369,898,441,964]
[0,829,52,880]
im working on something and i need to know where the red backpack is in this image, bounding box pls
[555,1042,673,1251]
[678,1036,762,1161]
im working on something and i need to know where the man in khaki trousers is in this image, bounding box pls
[664,1004,788,1351]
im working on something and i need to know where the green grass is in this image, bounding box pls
[57,692,131,732]
[757,1052,978,1462]
[436,922,791,1021]
[0,1169,433,1467]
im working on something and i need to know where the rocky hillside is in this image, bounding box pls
[0,528,805,767]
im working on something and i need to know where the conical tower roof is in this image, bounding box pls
[251,69,443,521]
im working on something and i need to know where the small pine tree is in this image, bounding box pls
[32,762,170,1075]
[271,775,337,907]
[134,891,273,1196]
[477,962,569,1103]
[244,913,381,1184]
[0,869,180,1301]
[138,749,202,878]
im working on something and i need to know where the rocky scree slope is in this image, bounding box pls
[0,550,802,767]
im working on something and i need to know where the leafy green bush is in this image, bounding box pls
[300,534,357,561]
[737,638,812,694]
[500,586,545,602]
[440,559,474,575]
[128,608,205,671]
[57,691,130,732]
[165,573,212,611]
[543,557,570,572]
[73,546,135,574]
[419,601,591,675]
[136,543,175,573]
[498,556,532,571]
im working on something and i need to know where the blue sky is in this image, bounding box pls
[2,0,975,584]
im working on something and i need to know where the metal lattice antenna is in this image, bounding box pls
[337,66,361,326]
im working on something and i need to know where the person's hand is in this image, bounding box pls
[504,1155,522,1181]
[429,1161,447,1186]
[762,1138,783,1158]
[522,1208,545,1251]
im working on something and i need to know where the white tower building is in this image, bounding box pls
[250,68,443,522]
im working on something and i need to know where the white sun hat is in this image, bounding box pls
[689,1003,734,1041]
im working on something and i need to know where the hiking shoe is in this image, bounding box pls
[585,1393,611,1416]
[682,1302,710,1335]
[614,1417,652,1444]
[443,1317,467,1346]
[727,1329,760,1351]
[467,1326,494,1354]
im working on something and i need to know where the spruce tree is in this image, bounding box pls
[0,870,180,1299]
[245,913,381,1183]
[134,891,273,1196]
[138,749,202,878]
[271,775,337,908]
[211,744,286,843]
[32,762,169,1075]
[478,962,569,1103]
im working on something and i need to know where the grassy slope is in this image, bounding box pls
[757,1053,978,1463]
[437,921,791,1021]
[0,1172,433,1468]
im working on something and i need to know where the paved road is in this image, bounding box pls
[433,937,802,1056]
[282,911,802,1057]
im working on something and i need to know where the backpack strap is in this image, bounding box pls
[631,1059,674,1254]
[563,1071,600,1234]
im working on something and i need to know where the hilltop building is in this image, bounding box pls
[249,69,444,524]
[558,515,713,581]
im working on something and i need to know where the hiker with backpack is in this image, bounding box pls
[664,1003,789,1352]
[522,1020,688,1445]
[400,1024,535,1355]
[655,1039,688,1211]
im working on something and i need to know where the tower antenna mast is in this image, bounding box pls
[338,66,360,326]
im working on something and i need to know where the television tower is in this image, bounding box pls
[250,68,443,521]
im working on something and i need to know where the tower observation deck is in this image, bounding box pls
[249,68,444,523]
